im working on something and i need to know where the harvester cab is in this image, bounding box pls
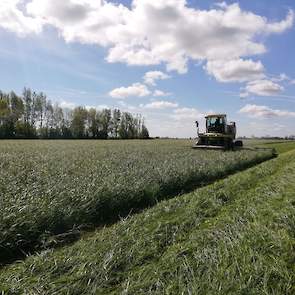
[193,114,243,150]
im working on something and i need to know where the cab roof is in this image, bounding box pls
[205,114,227,118]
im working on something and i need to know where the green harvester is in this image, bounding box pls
[193,114,243,150]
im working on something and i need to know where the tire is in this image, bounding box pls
[234,140,243,147]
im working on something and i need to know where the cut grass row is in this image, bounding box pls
[0,140,274,264]
[1,148,294,294]
[257,141,295,154]
[244,139,295,154]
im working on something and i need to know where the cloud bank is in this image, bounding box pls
[0,0,293,75]
[239,104,295,118]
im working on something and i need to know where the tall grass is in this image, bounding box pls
[0,148,294,294]
[0,140,274,263]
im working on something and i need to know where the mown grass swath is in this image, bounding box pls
[1,148,294,294]
[0,139,274,263]
[257,141,295,154]
[244,139,295,154]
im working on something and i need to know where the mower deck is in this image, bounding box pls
[192,145,225,150]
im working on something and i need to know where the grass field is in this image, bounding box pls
[0,139,275,264]
[0,142,294,294]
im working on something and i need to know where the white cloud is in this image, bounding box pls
[59,101,109,111]
[214,2,228,9]
[85,104,109,111]
[104,3,294,73]
[239,104,295,118]
[26,0,130,46]
[0,0,43,35]
[271,73,290,83]
[140,100,178,110]
[59,100,76,109]
[205,59,265,83]
[239,92,249,99]
[265,10,294,33]
[153,90,171,97]
[172,107,204,120]
[0,1,293,74]
[143,71,170,86]
[109,83,151,99]
[244,79,284,96]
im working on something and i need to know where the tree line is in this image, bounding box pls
[0,88,149,139]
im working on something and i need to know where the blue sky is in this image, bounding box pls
[0,0,295,137]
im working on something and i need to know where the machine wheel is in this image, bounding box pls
[234,140,243,147]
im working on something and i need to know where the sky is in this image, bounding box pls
[0,0,295,138]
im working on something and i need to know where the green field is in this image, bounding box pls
[0,140,275,263]
[0,141,295,294]
[0,139,294,294]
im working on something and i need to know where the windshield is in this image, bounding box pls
[207,117,222,127]
[206,116,225,132]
